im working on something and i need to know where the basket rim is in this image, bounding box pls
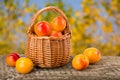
[27,33,71,40]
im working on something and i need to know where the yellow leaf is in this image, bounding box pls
[69,17,75,24]
[99,17,107,23]
[83,7,90,14]
[75,11,81,17]
[36,15,42,22]
[24,8,31,13]
[91,8,100,20]
[102,25,113,33]
[17,19,22,25]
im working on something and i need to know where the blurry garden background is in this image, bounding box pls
[0,0,120,56]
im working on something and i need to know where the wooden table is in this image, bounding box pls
[0,55,120,80]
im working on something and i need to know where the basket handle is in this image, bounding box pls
[27,6,71,34]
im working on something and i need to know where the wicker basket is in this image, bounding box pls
[25,6,71,68]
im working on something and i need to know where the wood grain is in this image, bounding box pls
[0,55,120,80]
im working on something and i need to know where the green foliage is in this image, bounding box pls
[72,0,120,56]
[0,0,38,54]
[0,0,120,56]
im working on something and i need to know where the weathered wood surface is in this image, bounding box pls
[0,55,120,80]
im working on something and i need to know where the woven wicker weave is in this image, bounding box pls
[25,6,71,68]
